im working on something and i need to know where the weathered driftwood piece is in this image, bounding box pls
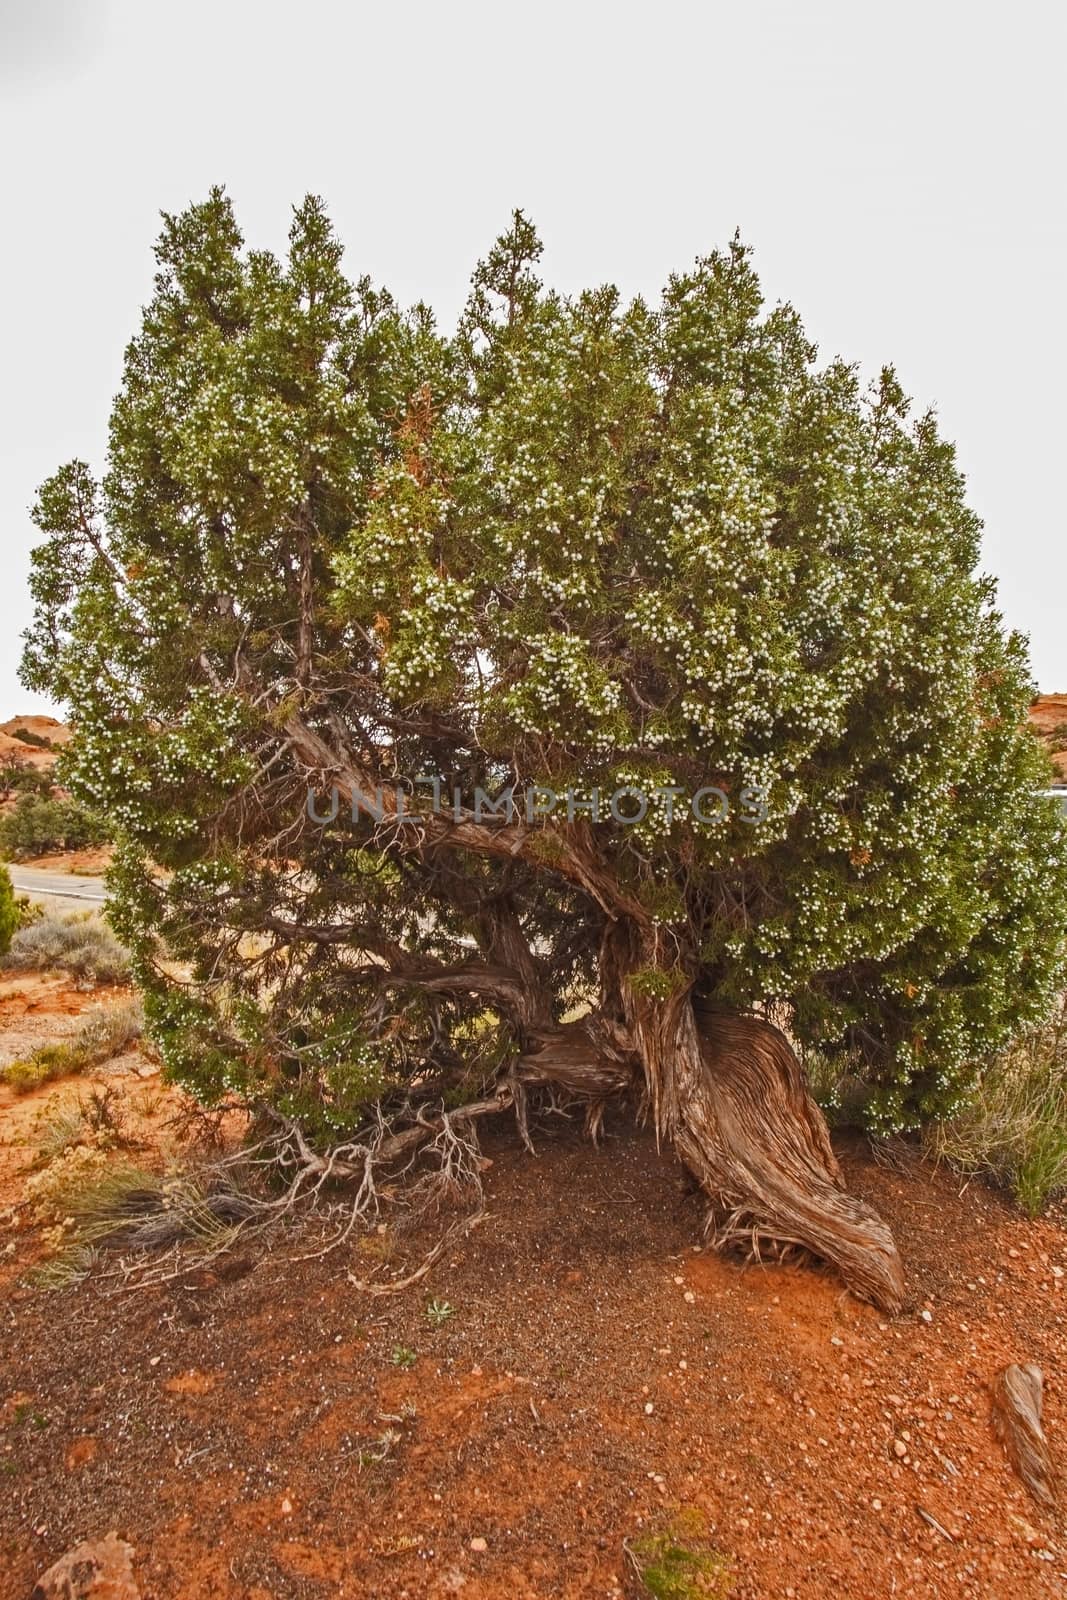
[32,1532,139,1600]
[991,1363,1057,1509]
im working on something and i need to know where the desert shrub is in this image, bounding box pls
[0,761,52,799]
[924,998,1067,1215]
[0,793,106,859]
[0,866,16,957]
[4,911,130,985]
[26,1155,255,1290]
[33,1100,91,1162]
[14,893,43,931]
[12,728,53,750]
[2,997,143,1093]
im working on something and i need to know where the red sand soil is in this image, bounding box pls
[0,984,1065,1600]
[16,846,114,875]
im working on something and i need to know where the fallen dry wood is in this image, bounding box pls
[991,1363,1057,1510]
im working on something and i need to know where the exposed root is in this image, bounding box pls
[56,1094,510,1294]
[345,1211,487,1297]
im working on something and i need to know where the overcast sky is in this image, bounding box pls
[2,0,1064,716]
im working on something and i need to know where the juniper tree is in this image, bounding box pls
[24,190,1067,1310]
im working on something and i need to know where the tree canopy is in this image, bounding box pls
[23,190,1067,1308]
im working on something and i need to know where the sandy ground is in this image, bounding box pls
[0,977,1064,1600]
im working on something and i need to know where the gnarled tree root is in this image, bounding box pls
[669,1005,905,1314]
[512,1001,905,1314]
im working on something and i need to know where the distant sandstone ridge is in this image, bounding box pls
[1029,694,1067,782]
[0,704,1065,782]
[0,715,71,769]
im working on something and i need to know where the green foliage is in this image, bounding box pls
[14,893,44,931]
[0,760,52,798]
[20,191,1067,1136]
[0,793,107,859]
[628,1512,734,1599]
[12,728,54,750]
[4,911,131,985]
[425,1298,454,1327]
[0,865,16,957]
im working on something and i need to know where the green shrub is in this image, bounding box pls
[2,998,142,1093]
[14,894,43,931]
[924,998,1067,1215]
[0,793,107,859]
[0,762,52,799]
[0,866,16,957]
[12,728,54,750]
[4,911,130,985]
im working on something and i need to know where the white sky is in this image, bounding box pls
[2,0,1064,715]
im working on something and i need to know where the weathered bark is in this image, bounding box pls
[992,1363,1057,1509]
[678,1003,905,1313]
[362,930,905,1309]
[514,1016,638,1141]
[596,921,905,1312]
[505,991,905,1310]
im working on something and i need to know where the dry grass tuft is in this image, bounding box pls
[925,999,1067,1216]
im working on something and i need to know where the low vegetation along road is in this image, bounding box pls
[7,865,107,904]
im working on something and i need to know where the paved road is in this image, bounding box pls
[7,865,108,903]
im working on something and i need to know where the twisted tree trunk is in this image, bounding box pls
[288,729,905,1313]
[678,1003,904,1312]
[591,927,906,1314]
[496,989,905,1313]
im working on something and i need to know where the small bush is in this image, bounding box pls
[2,998,143,1093]
[0,793,107,859]
[0,866,16,957]
[4,911,130,985]
[0,761,52,799]
[626,1510,734,1599]
[14,894,43,931]
[12,728,54,751]
[925,998,1067,1216]
[34,1101,90,1162]
[26,1156,255,1289]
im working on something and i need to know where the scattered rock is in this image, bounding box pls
[32,1533,139,1599]
[469,1537,488,1553]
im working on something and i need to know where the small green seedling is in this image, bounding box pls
[425,1298,454,1328]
